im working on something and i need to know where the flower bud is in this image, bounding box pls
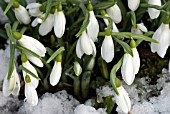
[74,62,82,76]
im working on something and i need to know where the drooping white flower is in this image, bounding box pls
[128,0,140,11]
[25,80,38,106]
[121,53,135,85]
[25,52,43,67]
[114,86,131,113]
[26,3,43,17]
[131,23,148,34]
[3,66,20,97]
[101,35,114,63]
[22,59,39,88]
[54,10,66,38]
[103,14,119,32]
[132,48,140,74]
[87,11,99,42]
[76,31,96,59]
[50,61,62,86]
[148,0,161,19]
[13,32,46,57]
[151,23,170,58]
[14,4,31,24]
[106,4,122,24]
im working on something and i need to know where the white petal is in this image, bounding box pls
[76,38,84,59]
[25,52,43,67]
[150,23,163,53]
[19,35,46,57]
[27,3,42,17]
[132,48,140,74]
[89,38,97,56]
[31,18,39,27]
[128,0,140,11]
[87,11,99,42]
[15,5,31,24]
[26,3,42,9]
[12,72,20,96]
[50,62,62,86]
[3,74,10,96]
[148,0,161,19]
[106,4,122,24]
[157,24,170,58]
[137,23,148,32]
[121,54,135,85]
[23,61,39,88]
[54,11,66,38]
[80,31,93,55]
[39,14,54,36]
[101,35,114,63]
[25,83,38,106]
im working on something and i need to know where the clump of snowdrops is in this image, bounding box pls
[0,0,170,113]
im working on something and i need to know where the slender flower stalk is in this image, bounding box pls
[106,4,122,24]
[13,32,46,57]
[3,66,20,97]
[21,53,39,88]
[101,35,114,63]
[148,0,161,19]
[13,1,31,24]
[50,54,62,86]
[128,0,140,11]
[76,31,96,59]
[24,75,38,106]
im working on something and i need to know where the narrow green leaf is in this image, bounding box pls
[66,40,77,61]
[42,0,52,22]
[110,57,123,95]
[4,0,15,14]
[0,28,8,39]
[114,38,133,56]
[19,65,40,80]
[46,47,54,56]
[47,47,65,63]
[5,23,15,80]
[94,1,115,10]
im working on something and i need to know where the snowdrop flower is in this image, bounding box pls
[121,53,135,85]
[25,52,43,67]
[128,0,140,11]
[130,39,140,74]
[148,0,161,19]
[54,3,66,38]
[21,53,39,88]
[26,3,43,17]
[101,35,114,63]
[74,61,82,76]
[151,23,170,58]
[13,1,31,24]
[106,4,122,24]
[131,23,148,34]
[50,54,62,86]
[3,66,20,96]
[114,85,131,113]
[76,31,96,59]
[24,75,38,106]
[32,13,54,36]
[13,32,46,57]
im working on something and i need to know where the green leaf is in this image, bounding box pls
[110,57,123,95]
[75,3,89,37]
[0,28,8,39]
[66,40,77,61]
[5,24,15,80]
[114,38,133,56]
[4,0,15,14]
[47,47,65,63]
[130,11,137,28]
[19,65,40,80]
[94,1,115,10]
[46,47,54,56]
[42,0,52,22]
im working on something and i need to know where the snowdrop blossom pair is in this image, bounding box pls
[13,1,31,24]
[121,40,140,85]
[128,0,140,11]
[3,66,20,97]
[151,23,170,58]
[50,54,62,86]
[13,32,46,67]
[76,31,96,59]
[148,0,161,19]
[131,23,148,34]
[106,4,122,24]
